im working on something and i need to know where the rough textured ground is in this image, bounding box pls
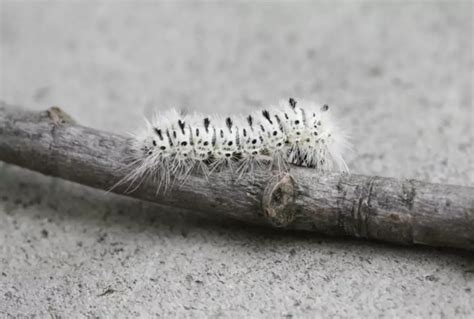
[0,1,473,317]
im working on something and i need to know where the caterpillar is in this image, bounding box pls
[121,98,350,192]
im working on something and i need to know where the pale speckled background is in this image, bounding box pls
[0,0,473,318]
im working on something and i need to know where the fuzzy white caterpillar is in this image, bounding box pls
[121,98,350,192]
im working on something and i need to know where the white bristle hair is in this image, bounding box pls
[117,98,350,192]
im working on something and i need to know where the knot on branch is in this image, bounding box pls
[45,106,76,126]
[262,174,296,227]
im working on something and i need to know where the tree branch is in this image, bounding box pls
[1,102,473,250]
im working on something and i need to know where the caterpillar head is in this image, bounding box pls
[306,103,330,141]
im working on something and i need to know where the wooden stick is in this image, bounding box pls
[1,102,473,250]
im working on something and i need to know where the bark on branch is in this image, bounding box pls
[0,102,473,250]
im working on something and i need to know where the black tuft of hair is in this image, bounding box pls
[247,115,253,126]
[178,120,186,133]
[262,110,273,124]
[289,98,297,109]
[166,130,174,146]
[154,128,163,140]
[203,117,210,132]
[226,117,233,129]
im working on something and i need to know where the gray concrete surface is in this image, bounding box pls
[0,1,473,317]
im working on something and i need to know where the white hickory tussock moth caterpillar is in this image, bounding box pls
[120,98,350,192]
